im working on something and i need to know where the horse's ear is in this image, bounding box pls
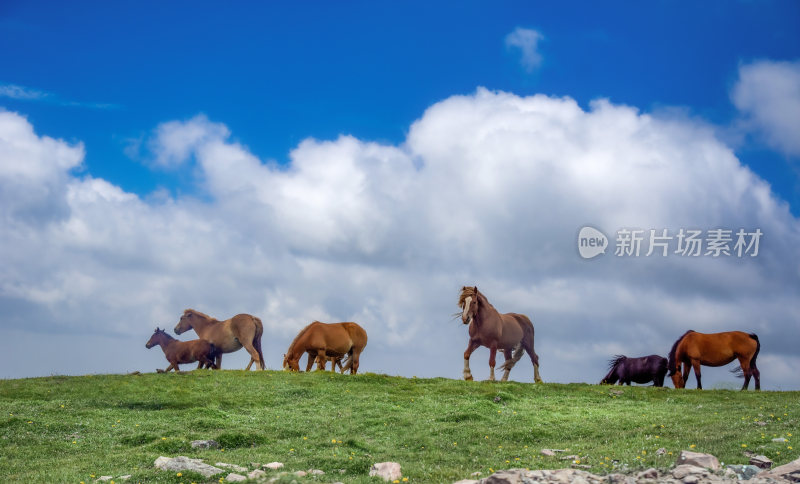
[474,286,478,292]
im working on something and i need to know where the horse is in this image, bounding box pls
[600,354,667,387]
[458,286,542,382]
[145,328,220,372]
[283,321,367,374]
[174,309,265,370]
[667,330,761,390]
[305,352,346,372]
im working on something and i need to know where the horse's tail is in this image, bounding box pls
[732,333,761,377]
[749,333,760,370]
[517,315,539,367]
[667,330,693,376]
[253,317,265,369]
[208,343,221,368]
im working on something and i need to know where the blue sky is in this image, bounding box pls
[3,1,799,204]
[1,2,799,387]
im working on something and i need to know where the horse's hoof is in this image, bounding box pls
[464,375,473,381]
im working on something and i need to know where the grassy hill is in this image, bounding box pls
[1,370,797,483]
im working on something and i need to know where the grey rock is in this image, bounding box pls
[190,439,219,449]
[118,476,131,481]
[637,468,659,479]
[248,469,266,479]
[263,462,284,470]
[757,456,800,482]
[97,477,113,482]
[225,473,247,482]
[541,449,557,457]
[681,475,700,484]
[672,464,708,479]
[772,438,787,443]
[656,448,667,456]
[370,462,402,481]
[308,469,325,475]
[454,481,479,484]
[727,464,761,480]
[154,456,224,477]
[749,455,773,470]
[216,462,248,473]
[560,455,580,461]
[295,471,307,477]
[676,450,721,470]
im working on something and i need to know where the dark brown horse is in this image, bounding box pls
[174,309,265,370]
[458,286,542,382]
[601,354,667,387]
[283,321,367,374]
[305,352,345,372]
[668,330,760,390]
[145,328,219,372]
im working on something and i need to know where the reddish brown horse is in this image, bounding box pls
[458,286,542,382]
[283,321,367,374]
[145,328,219,372]
[668,330,761,390]
[174,309,265,370]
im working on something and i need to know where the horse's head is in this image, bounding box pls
[146,328,164,348]
[670,364,686,388]
[459,286,479,325]
[174,309,195,335]
[282,353,299,371]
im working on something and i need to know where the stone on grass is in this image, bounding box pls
[248,469,266,479]
[191,439,219,449]
[154,456,224,477]
[676,450,721,470]
[757,456,800,482]
[772,437,787,443]
[369,462,402,481]
[727,464,761,480]
[118,476,131,481]
[637,468,658,479]
[453,480,479,484]
[541,449,556,457]
[656,447,666,456]
[308,469,325,475]
[263,462,284,470]
[216,462,248,473]
[295,470,307,477]
[749,454,773,469]
[97,477,113,482]
[672,464,709,480]
[225,473,246,482]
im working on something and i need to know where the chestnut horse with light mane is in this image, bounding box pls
[668,330,760,390]
[174,309,265,370]
[283,321,367,374]
[459,286,542,383]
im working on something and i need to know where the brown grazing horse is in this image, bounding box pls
[668,330,761,390]
[283,321,367,374]
[458,286,542,382]
[145,328,219,372]
[174,309,265,370]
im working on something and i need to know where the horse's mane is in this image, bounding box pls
[154,328,175,340]
[667,330,694,376]
[287,321,320,353]
[607,354,627,370]
[458,286,476,308]
[185,308,214,321]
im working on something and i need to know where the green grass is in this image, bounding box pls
[0,371,797,483]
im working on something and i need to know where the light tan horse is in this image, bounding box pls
[174,309,265,370]
[283,321,367,374]
[458,286,542,382]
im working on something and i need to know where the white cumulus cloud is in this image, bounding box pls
[505,27,545,72]
[732,59,800,157]
[1,89,798,388]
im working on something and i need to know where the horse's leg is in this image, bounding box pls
[522,340,543,383]
[305,352,315,372]
[691,360,702,389]
[165,362,177,373]
[500,348,513,382]
[241,340,262,371]
[488,346,498,382]
[349,350,361,375]
[463,340,480,381]
[215,353,223,370]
